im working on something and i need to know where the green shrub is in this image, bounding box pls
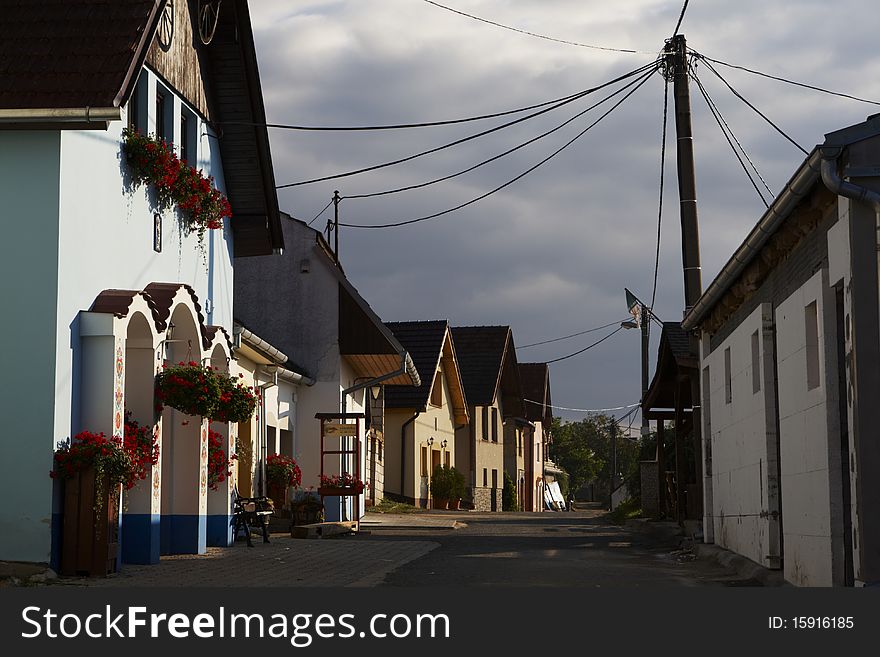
[429,464,453,499]
[502,471,519,511]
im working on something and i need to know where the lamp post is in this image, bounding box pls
[621,295,651,438]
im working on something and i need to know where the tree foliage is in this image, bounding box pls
[549,415,640,500]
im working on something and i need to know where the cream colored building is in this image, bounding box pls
[451,326,524,511]
[384,321,469,507]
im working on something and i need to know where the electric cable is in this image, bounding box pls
[308,199,334,226]
[344,71,654,200]
[423,0,654,54]
[671,0,690,38]
[276,61,659,189]
[650,77,669,311]
[523,400,639,413]
[695,54,809,155]
[691,68,772,207]
[340,67,657,229]
[699,55,880,107]
[519,319,631,349]
[545,326,625,364]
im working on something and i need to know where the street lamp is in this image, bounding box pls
[622,289,652,438]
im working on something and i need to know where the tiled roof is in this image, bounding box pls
[518,362,551,422]
[663,322,696,364]
[0,0,162,109]
[90,281,230,351]
[384,320,448,409]
[450,326,510,407]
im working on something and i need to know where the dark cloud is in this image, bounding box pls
[251,0,880,419]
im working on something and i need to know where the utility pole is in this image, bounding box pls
[641,303,650,437]
[609,416,617,511]
[332,190,341,264]
[666,34,704,521]
[667,34,702,311]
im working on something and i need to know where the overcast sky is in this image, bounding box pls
[248,0,880,423]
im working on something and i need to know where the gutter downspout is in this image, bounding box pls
[257,369,278,498]
[401,412,420,502]
[820,146,880,215]
[0,107,122,123]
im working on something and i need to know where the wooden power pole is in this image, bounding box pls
[667,33,704,522]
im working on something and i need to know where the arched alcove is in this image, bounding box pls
[207,342,233,547]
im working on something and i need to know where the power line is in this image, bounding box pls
[225,84,636,133]
[341,67,657,229]
[423,0,654,55]
[671,0,690,37]
[276,61,659,190]
[695,54,809,156]
[524,399,639,413]
[699,55,880,107]
[545,326,625,364]
[308,198,334,226]
[519,319,631,349]
[345,72,654,200]
[691,67,772,207]
[650,77,670,311]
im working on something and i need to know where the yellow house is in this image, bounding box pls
[451,326,524,511]
[383,321,469,507]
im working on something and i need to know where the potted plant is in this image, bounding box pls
[449,467,466,510]
[50,431,135,577]
[266,453,301,510]
[155,361,222,418]
[429,464,452,510]
[318,473,367,496]
[211,372,259,423]
[123,128,232,247]
[290,487,324,528]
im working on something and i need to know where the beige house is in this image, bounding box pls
[384,321,469,507]
[519,363,553,512]
[451,326,524,511]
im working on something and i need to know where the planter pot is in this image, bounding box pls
[291,502,324,527]
[268,483,289,511]
[60,467,120,577]
[318,486,363,497]
[432,497,449,510]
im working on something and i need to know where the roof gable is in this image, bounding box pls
[451,325,524,416]
[519,362,552,425]
[385,320,468,424]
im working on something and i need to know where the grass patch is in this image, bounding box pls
[606,497,644,524]
[366,498,427,514]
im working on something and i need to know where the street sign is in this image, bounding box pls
[324,422,358,437]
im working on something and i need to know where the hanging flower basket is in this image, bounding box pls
[211,373,259,423]
[155,361,222,418]
[123,128,232,242]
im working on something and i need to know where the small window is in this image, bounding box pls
[491,408,498,442]
[481,407,489,441]
[430,371,442,407]
[179,108,197,165]
[806,301,820,390]
[421,447,428,477]
[724,347,732,404]
[751,330,761,394]
[482,468,487,487]
[156,90,167,142]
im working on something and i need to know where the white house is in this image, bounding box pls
[0,0,283,568]
[682,114,880,586]
[234,214,420,521]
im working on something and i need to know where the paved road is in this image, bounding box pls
[370,507,753,587]
[67,506,750,588]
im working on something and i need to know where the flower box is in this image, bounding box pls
[60,467,120,577]
[318,486,363,497]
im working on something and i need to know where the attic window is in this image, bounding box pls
[430,371,442,407]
